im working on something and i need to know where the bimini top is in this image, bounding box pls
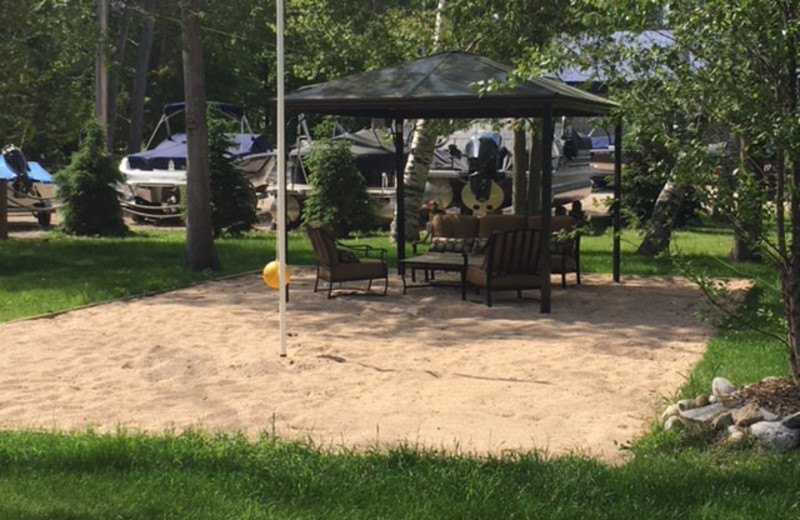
[285,50,618,119]
[162,102,245,119]
[0,155,53,183]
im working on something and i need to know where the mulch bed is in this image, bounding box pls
[728,378,800,417]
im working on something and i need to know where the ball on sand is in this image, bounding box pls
[263,261,290,289]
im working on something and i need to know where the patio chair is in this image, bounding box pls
[529,215,581,288]
[306,221,389,298]
[463,228,541,307]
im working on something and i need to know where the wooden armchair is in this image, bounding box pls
[463,228,541,307]
[529,215,581,288]
[306,221,389,298]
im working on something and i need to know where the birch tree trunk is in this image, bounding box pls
[637,180,685,256]
[512,126,528,215]
[526,120,542,215]
[392,0,445,242]
[181,0,221,271]
[128,0,156,153]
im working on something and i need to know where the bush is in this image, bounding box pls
[621,124,701,228]
[207,110,258,237]
[54,120,126,236]
[301,139,374,237]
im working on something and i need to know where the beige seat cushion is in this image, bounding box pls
[478,215,527,238]
[431,214,479,238]
[320,258,387,282]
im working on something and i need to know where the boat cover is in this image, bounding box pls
[0,156,53,183]
[126,133,269,171]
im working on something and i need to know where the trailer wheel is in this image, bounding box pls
[34,203,52,227]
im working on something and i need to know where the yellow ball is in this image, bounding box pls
[263,260,290,290]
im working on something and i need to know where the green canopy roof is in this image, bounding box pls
[285,50,618,119]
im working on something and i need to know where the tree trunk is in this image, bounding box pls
[107,4,131,152]
[512,125,528,215]
[180,0,221,271]
[128,0,156,153]
[95,0,109,145]
[393,121,438,241]
[526,120,542,216]
[637,180,685,256]
[730,136,763,262]
[391,0,446,240]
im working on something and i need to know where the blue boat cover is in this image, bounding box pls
[0,156,53,183]
[126,133,270,171]
[590,136,615,150]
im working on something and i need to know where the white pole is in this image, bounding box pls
[276,0,287,357]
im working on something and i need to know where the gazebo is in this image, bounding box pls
[283,50,622,312]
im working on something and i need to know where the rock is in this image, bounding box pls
[761,408,779,422]
[664,416,684,431]
[677,399,696,411]
[694,395,710,408]
[709,395,719,404]
[750,421,800,451]
[712,377,736,396]
[728,425,744,435]
[679,402,725,424]
[712,412,733,430]
[733,401,764,427]
[727,430,746,447]
[660,404,679,422]
[782,411,800,430]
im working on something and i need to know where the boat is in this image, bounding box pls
[118,102,274,221]
[1,144,57,227]
[265,120,601,228]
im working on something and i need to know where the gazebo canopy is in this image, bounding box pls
[281,50,623,314]
[284,50,618,118]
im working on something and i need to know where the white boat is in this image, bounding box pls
[118,102,274,221]
[265,121,602,227]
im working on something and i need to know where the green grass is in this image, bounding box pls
[0,429,799,519]
[1,223,799,518]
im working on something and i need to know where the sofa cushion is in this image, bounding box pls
[431,214,479,238]
[430,237,475,254]
[478,215,527,238]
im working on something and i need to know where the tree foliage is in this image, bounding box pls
[207,111,258,237]
[301,139,374,237]
[54,120,126,237]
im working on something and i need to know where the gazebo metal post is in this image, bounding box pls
[540,108,554,313]
[394,118,406,274]
[613,122,623,282]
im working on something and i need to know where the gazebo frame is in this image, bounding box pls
[284,50,622,312]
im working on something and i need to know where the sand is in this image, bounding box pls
[0,270,720,462]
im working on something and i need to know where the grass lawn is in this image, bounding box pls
[1,223,798,518]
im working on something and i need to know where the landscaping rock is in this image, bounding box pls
[727,430,746,447]
[664,416,684,431]
[728,425,744,435]
[694,395,710,408]
[677,399,696,411]
[733,401,764,427]
[761,408,779,422]
[660,404,679,422]
[712,411,733,431]
[782,411,800,430]
[679,402,725,424]
[750,421,800,451]
[709,395,719,404]
[712,377,736,396]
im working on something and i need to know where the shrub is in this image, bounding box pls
[54,120,127,236]
[301,139,374,237]
[207,110,258,237]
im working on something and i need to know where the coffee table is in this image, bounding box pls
[399,252,468,295]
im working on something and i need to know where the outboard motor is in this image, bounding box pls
[461,131,506,215]
[465,132,501,201]
[2,144,33,194]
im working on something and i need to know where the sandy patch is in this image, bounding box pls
[0,271,721,462]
